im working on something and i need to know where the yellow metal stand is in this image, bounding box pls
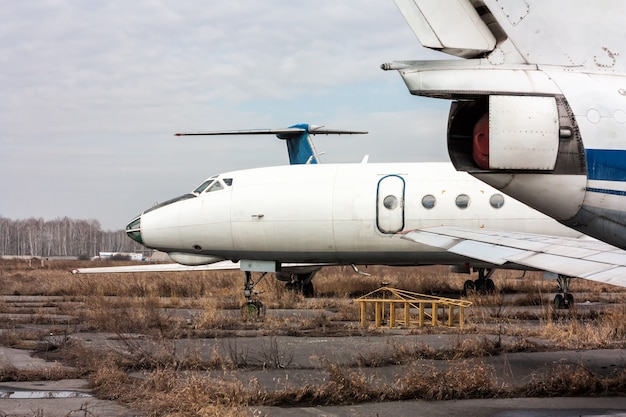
[355,287,472,329]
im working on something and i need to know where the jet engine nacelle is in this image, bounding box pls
[470,95,560,171]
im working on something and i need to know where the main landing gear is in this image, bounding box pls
[241,271,267,318]
[285,274,315,297]
[276,271,317,298]
[553,274,575,309]
[463,268,496,296]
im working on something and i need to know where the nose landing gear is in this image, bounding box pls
[242,271,267,318]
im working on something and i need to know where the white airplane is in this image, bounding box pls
[383,0,626,252]
[83,157,614,310]
[76,119,626,310]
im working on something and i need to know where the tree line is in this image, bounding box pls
[0,216,140,258]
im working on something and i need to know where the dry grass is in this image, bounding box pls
[85,356,502,411]
[3,259,626,415]
[0,362,81,382]
[537,306,626,349]
[519,364,626,397]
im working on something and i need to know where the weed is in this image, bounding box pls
[520,364,626,397]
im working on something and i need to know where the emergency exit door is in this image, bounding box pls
[376,175,405,234]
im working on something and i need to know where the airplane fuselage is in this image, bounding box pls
[132,162,581,267]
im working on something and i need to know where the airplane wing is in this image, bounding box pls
[401,226,626,288]
[71,261,329,274]
[71,260,241,274]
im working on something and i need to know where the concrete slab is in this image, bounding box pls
[254,397,626,417]
[0,347,137,417]
[0,379,138,417]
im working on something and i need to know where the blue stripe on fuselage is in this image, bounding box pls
[586,187,626,197]
[586,149,626,182]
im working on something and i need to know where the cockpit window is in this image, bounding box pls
[223,178,233,186]
[193,180,214,194]
[143,193,196,215]
[206,181,224,192]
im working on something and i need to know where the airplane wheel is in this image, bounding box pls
[565,293,574,308]
[484,278,495,294]
[463,280,475,296]
[285,281,301,292]
[473,278,495,295]
[553,294,565,310]
[302,282,315,298]
[285,280,315,297]
[242,300,264,318]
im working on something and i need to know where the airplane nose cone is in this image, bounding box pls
[125,215,143,244]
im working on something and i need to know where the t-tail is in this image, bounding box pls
[175,124,367,165]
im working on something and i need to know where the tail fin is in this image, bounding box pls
[392,0,623,70]
[175,124,367,165]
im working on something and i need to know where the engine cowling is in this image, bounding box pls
[447,94,587,223]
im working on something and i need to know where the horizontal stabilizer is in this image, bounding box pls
[175,125,367,137]
[175,123,367,165]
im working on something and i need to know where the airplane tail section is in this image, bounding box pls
[393,0,624,71]
[176,124,367,165]
[277,124,320,164]
[393,0,496,59]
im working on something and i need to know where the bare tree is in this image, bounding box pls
[0,216,134,256]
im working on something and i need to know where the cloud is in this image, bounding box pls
[0,1,450,230]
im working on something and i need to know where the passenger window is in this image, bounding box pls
[206,181,224,192]
[421,194,436,209]
[490,194,505,209]
[455,194,470,209]
[383,195,398,210]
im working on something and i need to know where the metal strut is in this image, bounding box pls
[242,271,267,317]
[243,271,267,300]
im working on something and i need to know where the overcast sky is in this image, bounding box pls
[1,1,452,231]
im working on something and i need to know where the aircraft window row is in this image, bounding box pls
[420,193,505,210]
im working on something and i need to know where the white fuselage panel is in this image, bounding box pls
[139,163,581,266]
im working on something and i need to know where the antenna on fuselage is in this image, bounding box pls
[175,123,367,165]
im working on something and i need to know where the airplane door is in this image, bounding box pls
[376,175,405,234]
